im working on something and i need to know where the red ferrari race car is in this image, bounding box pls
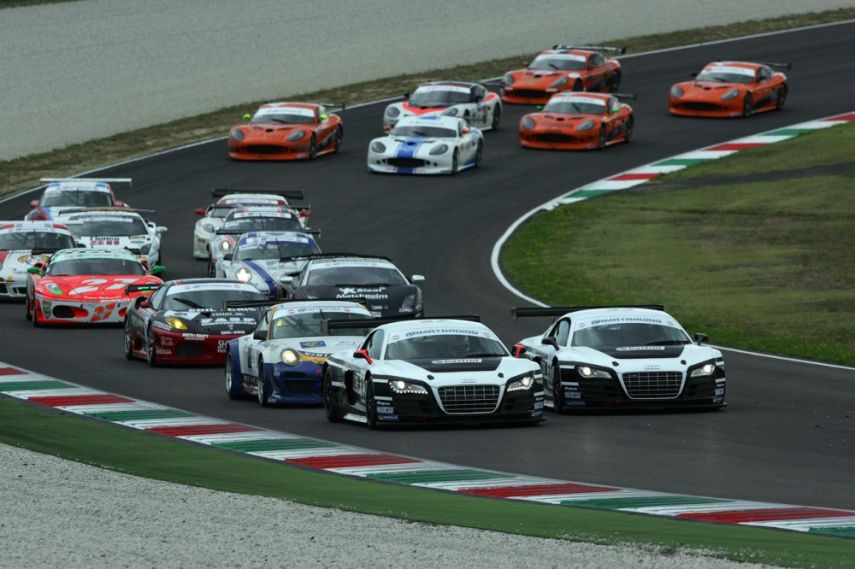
[500,45,625,105]
[123,279,267,366]
[26,178,131,221]
[26,248,164,326]
[669,61,790,118]
[519,92,634,150]
[228,103,343,160]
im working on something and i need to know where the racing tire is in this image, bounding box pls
[609,70,621,92]
[309,135,319,160]
[206,256,215,278]
[572,79,584,92]
[145,326,158,367]
[365,375,378,430]
[552,365,566,413]
[323,368,344,422]
[450,150,459,175]
[225,350,243,400]
[775,86,787,110]
[742,93,753,117]
[256,358,272,407]
[123,319,135,360]
[491,104,502,130]
[624,116,634,143]
[25,295,32,321]
[597,127,607,150]
[333,127,343,153]
[474,141,483,168]
[32,298,43,327]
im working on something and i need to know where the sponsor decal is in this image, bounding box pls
[377,414,399,421]
[336,287,388,300]
[217,339,229,353]
[183,334,208,341]
[300,340,326,348]
[255,106,315,118]
[615,346,666,352]
[430,359,483,365]
[391,327,494,342]
[415,84,470,94]
[376,406,395,415]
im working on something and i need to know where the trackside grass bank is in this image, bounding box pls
[501,123,855,365]
[2,8,855,196]
[2,397,854,568]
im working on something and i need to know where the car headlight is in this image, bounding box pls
[281,349,300,366]
[442,107,459,117]
[287,130,306,142]
[502,74,515,86]
[229,128,245,141]
[385,106,400,118]
[165,317,188,331]
[721,89,740,100]
[578,365,611,379]
[236,268,252,283]
[429,144,449,155]
[550,76,569,88]
[507,375,535,392]
[576,120,595,132]
[200,222,216,234]
[400,291,420,311]
[389,379,428,395]
[45,282,63,295]
[670,86,684,98]
[521,117,536,129]
[220,240,230,252]
[690,362,717,377]
[371,141,386,153]
[138,244,151,255]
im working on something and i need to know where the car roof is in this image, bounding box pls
[237,231,314,244]
[44,181,111,193]
[419,80,476,90]
[270,300,372,319]
[259,102,319,111]
[0,221,71,234]
[226,207,293,220]
[539,49,592,58]
[50,247,139,261]
[379,319,497,339]
[550,92,610,103]
[306,256,396,270]
[707,61,762,71]
[394,115,463,130]
[165,280,259,294]
[561,307,680,326]
[215,194,288,205]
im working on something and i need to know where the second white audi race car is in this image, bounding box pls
[367,116,484,175]
[323,317,544,428]
[512,305,726,411]
[383,81,502,131]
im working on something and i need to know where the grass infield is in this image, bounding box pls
[2,397,854,567]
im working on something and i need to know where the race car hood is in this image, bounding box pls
[399,101,450,114]
[509,69,579,86]
[274,336,365,359]
[75,235,153,254]
[399,357,503,373]
[675,81,742,97]
[195,217,224,235]
[301,284,419,317]
[527,113,596,129]
[377,357,535,387]
[240,259,305,290]
[238,124,308,140]
[161,308,262,335]
[558,345,721,370]
[0,250,52,276]
[35,275,161,301]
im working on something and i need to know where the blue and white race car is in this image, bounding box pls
[367,116,483,175]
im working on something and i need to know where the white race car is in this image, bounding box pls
[513,305,726,411]
[216,231,321,298]
[26,178,131,221]
[383,81,502,131]
[368,116,483,175]
[192,189,308,259]
[57,209,167,268]
[0,221,77,300]
[323,317,544,428]
[225,300,374,405]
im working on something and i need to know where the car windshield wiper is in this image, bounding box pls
[644,340,690,346]
[172,297,206,310]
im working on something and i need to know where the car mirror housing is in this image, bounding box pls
[222,253,233,261]
[243,113,252,120]
[156,226,168,233]
[253,329,267,341]
[411,274,425,283]
[30,199,39,208]
[150,265,166,277]
[353,348,373,365]
[541,337,558,348]
[27,267,42,275]
[694,332,709,345]
[194,208,206,216]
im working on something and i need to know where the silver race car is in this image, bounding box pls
[0,221,77,300]
[383,81,502,131]
[57,208,167,267]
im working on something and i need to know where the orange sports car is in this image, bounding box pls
[228,102,343,160]
[500,45,624,105]
[518,92,634,150]
[669,61,790,118]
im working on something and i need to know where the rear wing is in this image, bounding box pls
[758,61,792,70]
[316,102,346,113]
[41,177,133,187]
[321,314,480,335]
[214,229,320,237]
[211,188,305,200]
[284,252,391,263]
[552,44,626,54]
[510,305,665,319]
[57,206,155,215]
[614,93,637,100]
[223,298,371,310]
[125,283,162,295]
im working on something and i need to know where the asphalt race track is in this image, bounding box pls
[1,24,854,509]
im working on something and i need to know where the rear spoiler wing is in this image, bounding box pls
[614,93,637,100]
[758,61,792,70]
[125,283,162,295]
[510,305,665,319]
[316,102,346,113]
[320,314,480,335]
[552,44,626,54]
[223,298,371,310]
[278,252,391,263]
[57,206,155,215]
[212,188,305,200]
[213,229,320,237]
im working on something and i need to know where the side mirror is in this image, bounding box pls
[411,274,425,283]
[279,276,294,286]
[690,72,698,78]
[156,226,168,234]
[222,253,233,261]
[535,105,543,111]
[243,113,252,120]
[403,92,410,100]
[253,329,267,341]
[194,208,206,216]
[541,337,558,349]
[298,209,311,218]
[30,199,39,208]
[513,344,527,358]
[76,243,88,248]
[353,348,373,365]
[114,200,126,207]
[135,296,151,309]
[27,267,43,275]
[319,113,329,121]
[694,333,709,345]
[461,127,471,134]
[150,265,166,277]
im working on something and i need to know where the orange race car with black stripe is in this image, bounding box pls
[228,102,343,160]
[669,61,790,118]
[518,92,634,150]
[500,45,624,105]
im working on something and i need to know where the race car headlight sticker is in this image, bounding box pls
[400,292,419,311]
[442,107,459,117]
[200,222,216,234]
[138,244,151,255]
[690,362,716,377]
[429,144,449,155]
[502,74,514,86]
[550,76,569,88]
[236,268,252,283]
[281,349,300,366]
[507,375,535,392]
[385,106,400,118]
[370,141,386,153]
[220,240,231,252]
[578,365,610,379]
[45,282,63,295]
[229,129,245,141]
[576,120,595,132]
[165,317,188,331]
[389,380,428,396]
[721,89,740,100]
[521,117,536,129]
[670,86,684,98]
[287,130,306,142]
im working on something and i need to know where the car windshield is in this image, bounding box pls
[40,191,113,207]
[271,311,372,339]
[66,217,148,237]
[209,206,236,219]
[529,56,586,71]
[391,125,457,138]
[543,100,605,115]
[305,266,407,286]
[47,258,146,276]
[572,323,690,347]
[163,288,264,311]
[409,87,470,107]
[696,70,755,84]
[0,231,75,251]
[236,239,319,261]
[223,216,302,233]
[252,110,315,125]
[385,334,507,360]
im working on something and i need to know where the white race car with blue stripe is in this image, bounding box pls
[367,116,483,175]
[216,231,321,299]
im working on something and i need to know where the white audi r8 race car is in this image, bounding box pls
[383,81,502,131]
[367,116,484,175]
[216,231,321,298]
[323,317,544,428]
[57,209,167,267]
[25,178,131,221]
[0,221,77,300]
[225,300,374,405]
[192,189,307,259]
[512,305,726,411]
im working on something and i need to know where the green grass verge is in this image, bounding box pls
[502,125,855,365]
[2,8,855,195]
[2,397,853,567]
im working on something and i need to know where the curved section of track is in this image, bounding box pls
[1,24,854,509]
